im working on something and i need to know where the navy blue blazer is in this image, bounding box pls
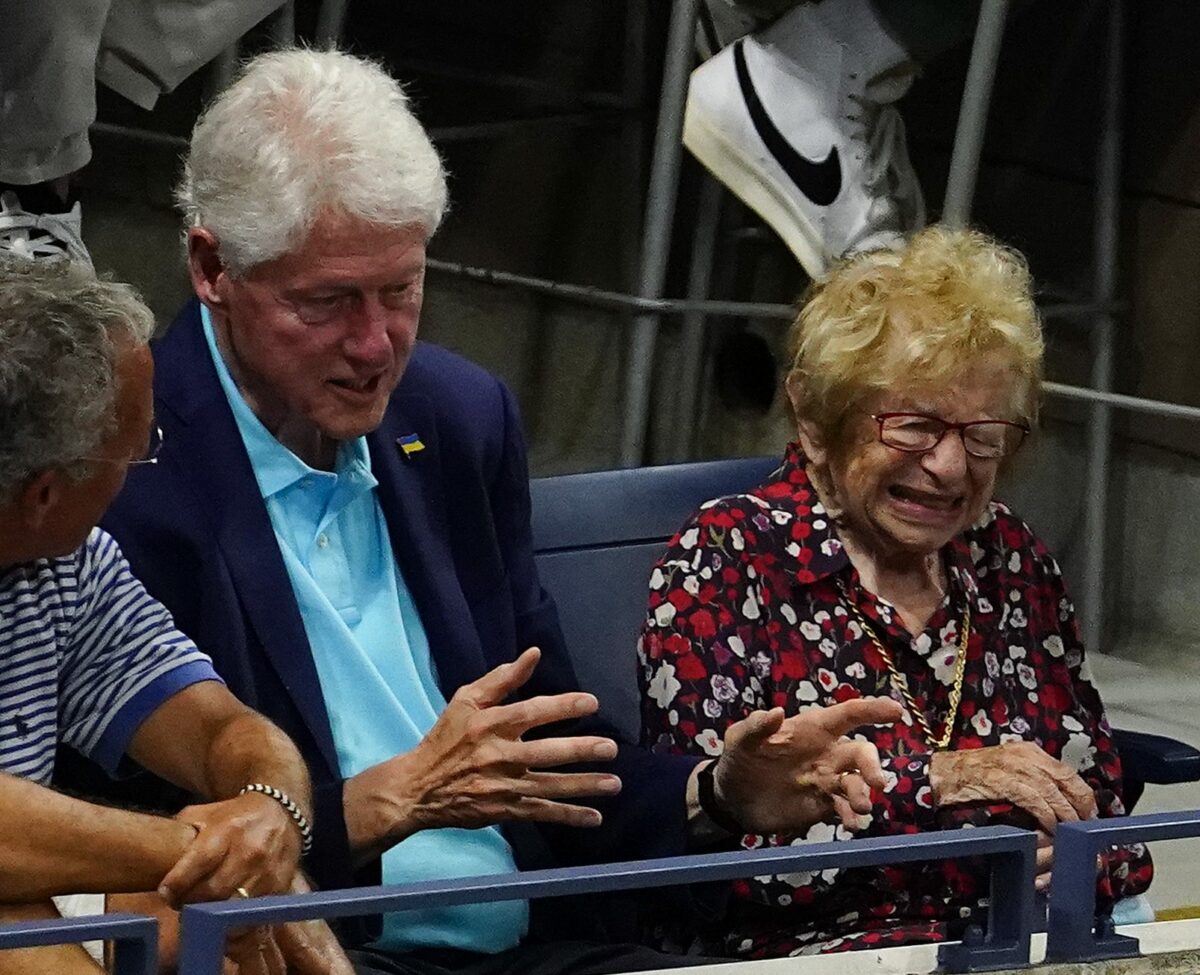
[97,301,698,899]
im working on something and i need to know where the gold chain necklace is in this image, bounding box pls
[836,578,970,750]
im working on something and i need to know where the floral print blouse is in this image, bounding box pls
[637,444,1152,958]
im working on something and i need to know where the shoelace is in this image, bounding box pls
[871,106,926,231]
[842,96,903,239]
[843,96,925,240]
[0,192,92,268]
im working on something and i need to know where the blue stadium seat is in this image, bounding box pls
[529,456,1200,809]
[531,456,778,742]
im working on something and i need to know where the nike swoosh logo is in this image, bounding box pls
[733,39,842,207]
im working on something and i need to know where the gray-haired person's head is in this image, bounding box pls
[177,48,448,276]
[0,262,155,501]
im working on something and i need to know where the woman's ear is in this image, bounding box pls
[786,374,831,465]
[795,417,829,467]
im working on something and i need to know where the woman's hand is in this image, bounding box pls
[711,697,904,834]
[929,741,1097,834]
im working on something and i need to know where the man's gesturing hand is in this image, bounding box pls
[929,740,1097,834]
[345,647,622,861]
[709,697,904,835]
[157,791,303,907]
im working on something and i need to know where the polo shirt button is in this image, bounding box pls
[316,533,330,549]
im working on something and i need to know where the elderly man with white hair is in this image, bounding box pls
[97,49,899,975]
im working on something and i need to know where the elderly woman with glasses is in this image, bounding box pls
[637,226,1151,958]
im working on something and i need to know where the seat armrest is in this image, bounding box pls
[1113,728,1200,785]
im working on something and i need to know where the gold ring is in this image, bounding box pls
[234,886,252,899]
[837,768,861,791]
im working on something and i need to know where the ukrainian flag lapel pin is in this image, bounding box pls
[397,433,425,458]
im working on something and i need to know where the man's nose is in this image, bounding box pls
[343,298,395,363]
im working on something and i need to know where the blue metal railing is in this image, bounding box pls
[21,811,1200,972]
[1046,808,1200,962]
[0,913,157,975]
[178,826,1036,975]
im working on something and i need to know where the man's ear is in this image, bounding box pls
[187,227,227,311]
[15,470,63,531]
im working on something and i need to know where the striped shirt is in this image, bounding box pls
[0,528,220,784]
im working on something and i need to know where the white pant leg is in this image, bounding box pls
[50,894,107,966]
[96,0,289,110]
[0,0,112,183]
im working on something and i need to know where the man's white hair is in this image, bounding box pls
[176,48,447,275]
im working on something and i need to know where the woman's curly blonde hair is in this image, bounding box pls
[785,226,1043,444]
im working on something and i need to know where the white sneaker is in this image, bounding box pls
[696,0,781,58]
[683,0,926,278]
[0,191,94,271]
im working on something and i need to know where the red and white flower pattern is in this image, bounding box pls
[638,444,1152,959]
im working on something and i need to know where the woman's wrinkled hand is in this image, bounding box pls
[929,741,1097,834]
[712,697,904,834]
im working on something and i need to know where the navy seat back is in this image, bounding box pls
[530,456,778,742]
[528,455,1200,805]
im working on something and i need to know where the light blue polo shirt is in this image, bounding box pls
[201,308,527,953]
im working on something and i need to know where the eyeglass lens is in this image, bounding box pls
[878,415,1019,459]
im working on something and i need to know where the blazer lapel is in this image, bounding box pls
[368,394,488,696]
[155,305,342,776]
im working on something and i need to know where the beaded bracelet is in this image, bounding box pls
[240,783,314,856]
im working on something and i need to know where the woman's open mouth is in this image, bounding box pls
[887,484,964,520]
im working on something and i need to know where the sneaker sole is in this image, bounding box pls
[683,98,830,279]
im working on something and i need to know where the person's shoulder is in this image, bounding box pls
[662,481,791,561]
[401,341,506,399]
[966,501,1057,569]
[393,341,516,444]
[0,530,121,616]
[151,299,204,359]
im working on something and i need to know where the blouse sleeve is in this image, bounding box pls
[638,508,756,762]
[1021,531,1153,905]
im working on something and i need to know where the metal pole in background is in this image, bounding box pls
[268,1,296,47]
[204,44,239,101]
[1078,0,1124,651]
[617,0,702,467]
[316,0,349,46]
[670,175,723,460]
[941,0,1010,227]
[619,1,650,307]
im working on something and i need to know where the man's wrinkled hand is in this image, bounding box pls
[262,872,356,975]
[1035,828,1053,893]
[269,915,356,975]
[157,793,303,907]
[712,697,904,835]
[929,740,1097,834]
[346,647,622,855]
[224,927,286,975]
